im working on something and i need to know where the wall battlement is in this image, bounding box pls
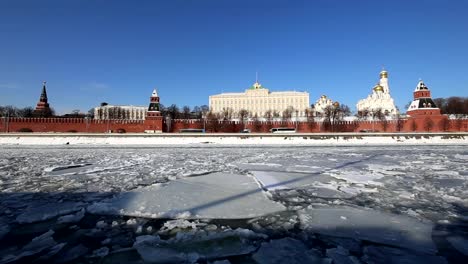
[1,116,467,133]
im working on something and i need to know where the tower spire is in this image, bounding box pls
[40,81,48,101]
[33,81,52,117]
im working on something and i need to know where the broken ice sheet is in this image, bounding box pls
[252,237,329,264]
[250,170,376,197]
[299,206,437,254]
[250,170,334,191]
[88,172,286,219]
[16,201,86,224]
[134,228,265,263]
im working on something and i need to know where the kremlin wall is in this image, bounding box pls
[1,72,467,133]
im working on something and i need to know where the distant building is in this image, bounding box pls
[313,95,334,116]
[209,81,310,118]
[356,70,398,115]
[93,104,147,120]
[33,81,53,117]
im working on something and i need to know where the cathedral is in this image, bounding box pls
[356,70,398,116]
[313,95,337,116]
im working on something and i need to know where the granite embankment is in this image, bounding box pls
[0,132,467,146]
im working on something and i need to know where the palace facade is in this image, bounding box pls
[93,104,147,120]
[209,81,310,118]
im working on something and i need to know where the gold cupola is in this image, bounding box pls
[380,70,388,79]
[373,84,384,92]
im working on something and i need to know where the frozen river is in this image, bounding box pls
[0,145,467,263]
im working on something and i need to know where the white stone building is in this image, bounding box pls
[93,105,147,120]
[356,70,399,115]
[209,81,310,118]
[313,95,334,115]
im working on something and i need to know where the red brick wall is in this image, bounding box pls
[1,117,467,133]
[0,118,146,133]
[167,118,468,133]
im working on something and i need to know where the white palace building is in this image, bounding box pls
[356,70,399,115]
[93,104,147,120]
[209,81,310,118]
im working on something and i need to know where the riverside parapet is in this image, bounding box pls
[0,132,466,146]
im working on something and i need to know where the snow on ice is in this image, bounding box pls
[0,145,467,263]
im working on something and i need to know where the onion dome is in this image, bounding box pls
[380,70,388,79]
[333,101,340,107]
[373,84,384,92]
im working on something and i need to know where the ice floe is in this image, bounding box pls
[299,206,437,254]
[88,172,286,219]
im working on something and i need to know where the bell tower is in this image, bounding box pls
[144,89,163,133]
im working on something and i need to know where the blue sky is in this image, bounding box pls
[1,0,467,114]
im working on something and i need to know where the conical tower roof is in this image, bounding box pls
[40,81,48,101]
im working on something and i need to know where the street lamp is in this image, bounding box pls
[295,110,299,131]
[202,114,206,132]
[6,111,9,133]
[332,101,340,133]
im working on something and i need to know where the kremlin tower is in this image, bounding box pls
[33,81,53,117]
[406,80,441,116]
[144,89,163,133]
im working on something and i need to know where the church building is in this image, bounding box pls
[356,70,398,116]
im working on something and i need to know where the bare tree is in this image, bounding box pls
[17,107,35,117]
[221,108,233,120]
[264,109,273,121]
[304,108,315,131]
[200,105,210,116]
[238,109,249,129]
[272,110,280,118]
[192,106,202,119]
[251,114,262,132]
[167,104,180,120]
[282,106,294,122]
[182,106,191,120]
[87,108,95,119]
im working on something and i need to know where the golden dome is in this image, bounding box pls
[373,84,384,92]
[333,101,340,107]
[380,70,388,79]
